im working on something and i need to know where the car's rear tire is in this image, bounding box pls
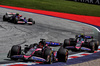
[69,38,77,46]
[90,42,95,53]
[69,38,76,41]
[93,40,99,50]
[57,47,68,62]
[64,38,76,48]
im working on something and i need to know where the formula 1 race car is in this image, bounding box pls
[7,39,68,64]
[63,35,99,52]
[3,12,35,25]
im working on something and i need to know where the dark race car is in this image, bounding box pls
[7,39,68,64]
[63,35,99,52]
[3,12,35,25]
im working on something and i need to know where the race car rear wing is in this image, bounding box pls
[85,36,93,39]
[40,38,62,46]
[76,35,93,39]
[46,41,62,46]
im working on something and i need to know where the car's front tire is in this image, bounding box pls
[57,47,68,62]
[9,45,21,60]
[28,18,35,25]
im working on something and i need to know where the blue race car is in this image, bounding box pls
[3,12,35,25]
[63,35,99,52]
[7,39,68,64]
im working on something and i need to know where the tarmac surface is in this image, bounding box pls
[0,7,99,65]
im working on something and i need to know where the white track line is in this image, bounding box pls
[90,25,100,32]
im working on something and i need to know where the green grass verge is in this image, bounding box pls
[0,0,100,17]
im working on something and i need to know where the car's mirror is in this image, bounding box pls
[25,45,28,46]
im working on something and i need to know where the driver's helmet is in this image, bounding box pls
[24,17,26,19]
[80,33,84,38]
[38,40,46,48]
[6,12,8,15]
[81,33,84,35]
[16,12,19,16]
[38,43,44,48]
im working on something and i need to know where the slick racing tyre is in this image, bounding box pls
[90,42,95,53]
[92,40,99,50]
[64,38,76,48]
[10,45,21,60]
[14,18,18,24]
[69,38,77,46]
[44,48,53,64]
[69,38,76,41]
[3,15,6,21]
[95,41,99,50]
[57,47,68,62]
[28,18,35,24]
[63,39,69,48]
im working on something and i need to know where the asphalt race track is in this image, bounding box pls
[0,7,99,65]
